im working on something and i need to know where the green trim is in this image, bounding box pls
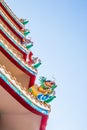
[22,20,29,25]
[26,44,33,49]
[44,96,56,103]
[24,30,30,36]
[33,62,41,69]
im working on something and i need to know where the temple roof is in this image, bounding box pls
[0,0,24,29]
[0,0,57,130]
[0,65,50,114]
[0,40,37,75]
[1,11,25,38]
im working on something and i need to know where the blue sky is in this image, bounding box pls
[5,0,87,130]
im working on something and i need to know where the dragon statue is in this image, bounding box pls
[28,77,57,103]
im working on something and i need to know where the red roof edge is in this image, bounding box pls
[40,115,49,130]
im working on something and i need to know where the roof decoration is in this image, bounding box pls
[22,29,30,36]
[28,76,57,103]
[0,41,37,75]
[0,0,57,107]
[20,18,29,25]
[0,65,50,115]
[0,0,57,129]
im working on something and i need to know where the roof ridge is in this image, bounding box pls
[0,0,24,28]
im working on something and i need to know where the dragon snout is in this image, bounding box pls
[51,82,55,85]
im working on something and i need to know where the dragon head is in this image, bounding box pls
[39,76,57,90]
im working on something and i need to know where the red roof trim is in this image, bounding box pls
[40,116,49,130]
[0,30,26,56]
[1,15,23,40]
[0,46,36,88]
[0,78,48,130]
[0,3,23,30]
